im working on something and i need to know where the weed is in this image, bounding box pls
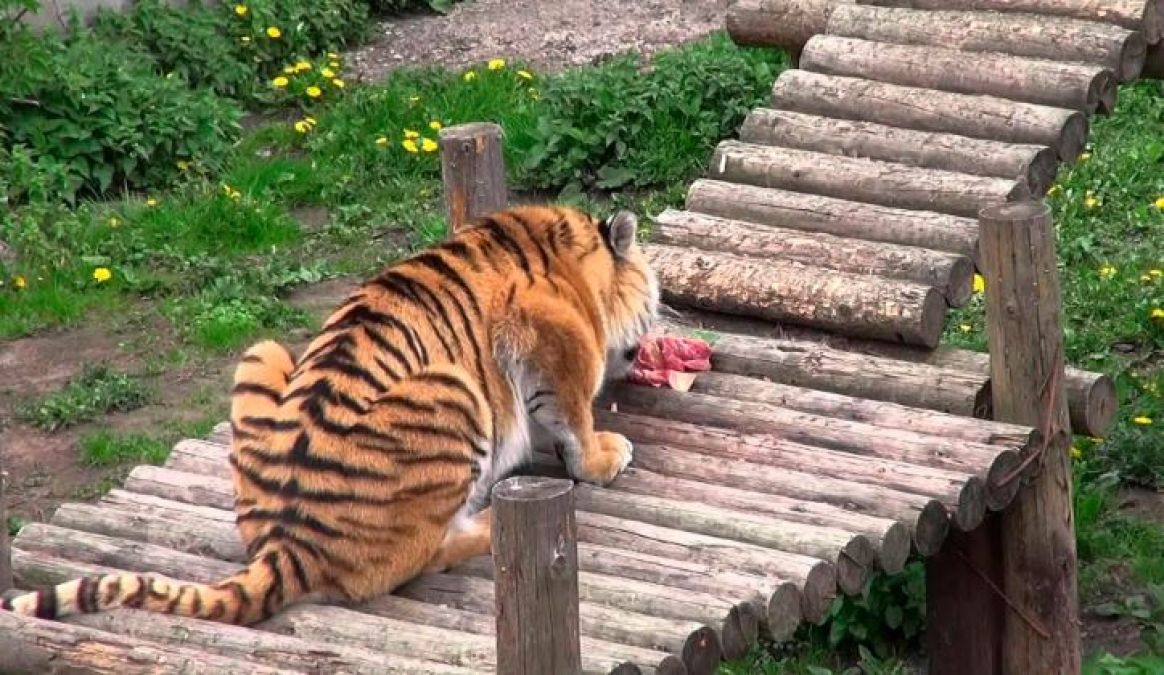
[19,364,152,431]
[6,515,23,538]
[79,430,170,466]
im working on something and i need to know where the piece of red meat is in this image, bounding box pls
[627,334,712,391]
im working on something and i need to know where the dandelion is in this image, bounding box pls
[283,65,296,74]
[266,26,281,39]
[428,120,442,131]
[327,52,339,60]
[221,184,241,200]
[1155,196,1164,209]
[146,197,158,207]
[13,275,26,290]
[517,69,534,81]
[1151,269,1163,277]
[1152,308,1164,319]
[1070,446,1082,460]
[404,129,420,140]
[331,78,345,88]
[973,274,985,294]
[1079,152,1091,162]
[294,120,311,133]
[488,58,506,70]
[1142,274,1152,282]
[1134,416,1153,425]
[1084,194,1100,209]
[375,136,389,146]
[305,86,322,98]
[321,67,336,78]
[93,267,112,283]
[329,61,340,70]
[402,139,419,153]
[108,216,120,227]
[176,160,189,171]
[272,76,289,88]
[463,70,477,82]
[234,4,248,15]
[1047,184,1059,196]
[295,61,312,72]
[305,116,317,126]
[1089,437,1105,444]
[421,138,438,153]
[959,323,972,333]
[1098,264,1117,279]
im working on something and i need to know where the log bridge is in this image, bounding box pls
[4,2,1158,673]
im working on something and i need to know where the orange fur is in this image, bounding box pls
[2,205,658,625]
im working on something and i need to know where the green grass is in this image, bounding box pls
[18,364,153,431]
[79,430,170,467]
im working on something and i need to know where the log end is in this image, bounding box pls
[799,561,838,625]
[766,583,803,642]
[655,655,689,675]
[916,286,948,350]
[951,477,988,534]
[835,548,869,596]
[1057,112,1090,164]
[1091,70,1119,116]
[610,663,645,675]
[878,522,912,575]
[1117,31,1149,83]
[1071,373,1118,438]
[1024,147,1060,198]
[721,602,762,661]
[945,255,975,309]
[984,449,1025,512]
[681,626,723,675]
[913,499,951,559]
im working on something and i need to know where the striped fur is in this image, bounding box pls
[2,205,659,625]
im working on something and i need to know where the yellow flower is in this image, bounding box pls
[408,95,421,104]
[1084,195,1100,209]
[93,267,112,283]
[404,129,420,140]
[375,136,388,146]
[305,86,322,98]
[321,67,336,78]
[488,58,505,70]
[108,216,120,227]
[463,70,477,82]
[959,323,972,333]
[528,87,540,100]
[146,197,158,207]
[1079,152,1091,162]
[1047,184,1059,196]
[517,69,534,81]
[1098,264,1117,279]
[240,36,251,44]
[421,138,438,153]
[331,78,345,88]
[1151,308,1164,319]
[272,76,289,88]
[283,65,296,74]
[428,120,442,131]
[234,4,248,15]
[294,120,311,133]
[1150,269,1162,277]
[176,160,189,171]
[266,26,281,39]
[973,274,985,294]
[1089,437,1105,444]
[327,52,339,60]
[402,139,419,153]
[305,116,317,126]
[295,61,312,72]
[329,61,340,70]
[1070,446,1082,460]
[1155,196,1164,209]
[221,184,241,200]
[13,275,26,290]
[1142,274,1152,282]
[1133,416,1153,426]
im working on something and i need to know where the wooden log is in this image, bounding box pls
[0,610,300,675]
[685,179,979,261]
[739,108,1059,195]
[492,477,582,675]
[801,34,1117,115]
[652,208,974,306]
[1147,42,1164,78]
[981,200,1081,673]
[594,408,978,540]
[125,464,236,510]
[438,122,507,235]
[0,465,11,593]
[725,0,853,54]
[828,5,1147,82]
[852,0,1163,45]
[603,383,1025,513]
[927,517,1006,675]
[771,69,1089,162]
[645,244,947,348]
[711,140,1029,219]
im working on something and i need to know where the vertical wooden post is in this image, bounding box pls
[980,200,1080,674]
[0,467,12,592]
[492,476,582,675]
[926,518,1005,674]
[438,122,508,236]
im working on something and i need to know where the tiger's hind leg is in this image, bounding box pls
[422,507,492,574]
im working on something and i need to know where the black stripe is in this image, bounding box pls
[238,435,397,481]
[312,356,388,394]
[164,586,183,613]
[229,454,403,506]
[436,398,487,441]
[299,333,355,365]
[238,504,349,539]
[190,586,203,616]
[394,421,477,447]
[232,382,282,403]
[377,395,438,416]
[373,355,403,381]
[240,416,298,432]
[262,550,283,617]
[408,251,483,316]
[123,576,148,609]
[442,240,483,273]
[504,282,517,308]
[480,217,534,284]
[508,210,554,275]
[283,547,311,593]
[283,379,369,416]
[35,588,57,619]
[248,526,356,573]
[300,396,399,444]
[241,354,263,363]
[578,239,603,261]
[394,447,474,467]
[360,326,414,376]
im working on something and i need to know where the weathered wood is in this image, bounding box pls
[439,122,507,235]
[853,0,1163,44]
[980,200,1081,673]
[927,518,1005,675]
[828,5,1147,82]
[740,108,1058,195]
[0,610,300,675]
[603,383,1025,513]
[712,140,1029,219]
[801,34,1117,115]
[685,179,979,261]
[652,208,974,306]
[725,0,853,54]
[772,69,1089,162]
[0,466,11,593]
[594,408,978,540]
[1147,42,1164,78]
[646,244,947,348]
[492,477,582,675]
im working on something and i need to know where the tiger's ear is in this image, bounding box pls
[602,211,638,259]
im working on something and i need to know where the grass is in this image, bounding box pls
[18,364,153,431]
[79,430,170,467]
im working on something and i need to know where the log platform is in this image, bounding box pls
[2,0,1147,672]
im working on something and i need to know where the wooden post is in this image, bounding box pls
[980,200,1080,674]
[438,122,508,236]
[492,476,583,675]
[0,466,11,592]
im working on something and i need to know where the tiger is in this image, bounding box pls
[2,204,659,626]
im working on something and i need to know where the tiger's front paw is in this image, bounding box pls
[574,432,634,486]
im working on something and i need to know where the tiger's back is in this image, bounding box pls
[2,204,658,625]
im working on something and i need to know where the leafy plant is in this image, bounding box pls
[226,0,368,80]
[366,0,461,15]
[79,430,170,466]
[18,364,153,431]
[806,562,927,661]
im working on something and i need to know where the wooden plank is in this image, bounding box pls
[771,69,1089,162]
[0,466,11,593]
[438,122,507,235]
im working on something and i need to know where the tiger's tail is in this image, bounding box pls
[230,339,296,439]
[1,544,310,626]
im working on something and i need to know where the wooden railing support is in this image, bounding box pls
[0,467,12,592]
[492,476,583,675]
[438,122,508,236]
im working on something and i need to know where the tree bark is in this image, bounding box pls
[645,243,947,348]
[0,465,11,593]
[439,122,508,235]
[1147,42,1164,78]
[652,208,974,306]
[740,108,1059,195]
[771,69,1090,162]
[980,200,1081,674]
[685,178,979,261]
[725,0,854,53]
[712,140,1029,218]
[853,0,1163,44]
[829,5,1147,82]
